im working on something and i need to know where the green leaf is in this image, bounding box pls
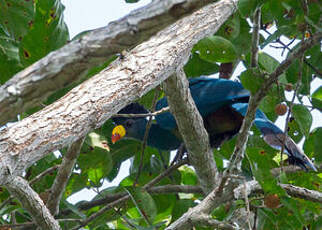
[281,197,305,228]
[292,104,312,138]
[180,166,197,185]
[184,52,219,77]
[258,52,282,74]
[78,136,113,186]
[287,117,303,143]
[62,200,86,219]
[65,173,89,197]
[125,187,157,224]
[171,199,195,223]
[247,147,284,195]
[259,84,283,121]
[314,128,322,163]
[304,128,322,163]
[311,86,322,111]
[216,15,240,40]
[240,68,265,94]
[0,0,69,83]
[19,0,69,66]
[193,35,237,63]
[230,15,252,56]
[153,193,176,223]
[238,0,256,18]
[0,0,34,40]
[0,0,34,82]
[238,0,268,18]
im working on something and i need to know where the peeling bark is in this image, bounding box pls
[163,69,218,194]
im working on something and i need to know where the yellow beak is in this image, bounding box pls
[111,125,126,144]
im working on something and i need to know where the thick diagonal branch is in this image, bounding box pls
[163,69,218,194]
[0,0,238,185]
[6,176,61,230]
[0,0,218,125]
[47,137,85,215]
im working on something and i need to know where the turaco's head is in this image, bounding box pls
[111,103,149,144]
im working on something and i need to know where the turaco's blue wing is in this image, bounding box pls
[155,77,250,130]
[232,103,317,171]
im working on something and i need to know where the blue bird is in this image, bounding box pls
[111,77,317,171]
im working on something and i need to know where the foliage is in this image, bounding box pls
[0,0,321,229]
[0,0,69,84]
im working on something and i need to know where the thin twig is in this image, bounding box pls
[60,159,188,216]
[112,106,169,118]
[114,208,136,230]
[69,184,199,230]
[279,32,304,173]
[29,165,60,185]
[263,29,322,77]
[47,137,85,215]
[252,208,257,230]
[251,7,261,67]
[0,196,13,212]
[134,88,160,185]
[244,180,252,230]
[0,218,82,229]
[143,158,188,189]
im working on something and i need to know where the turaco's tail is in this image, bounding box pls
[232,103,317,171]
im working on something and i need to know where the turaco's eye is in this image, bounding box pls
[124,119,134,128]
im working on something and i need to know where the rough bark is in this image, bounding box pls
[0,0,238,185]
[6,176,61,230]
[234,181,322,204]
[163,69,218,194]
[0,0,219,126]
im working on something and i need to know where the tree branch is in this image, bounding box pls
[29,165,60,185]
[112,106,169,118]
[163,69,218,194]
[148,185,202,194]
[262,29,322,77]
[70,185,202,230]
[0,0,220,125]
[279,184,322,203]
[61,158,188,214]
[0,164,60,215]
[234,181,322,204]
[254,31,322,103]
[1,218,82,229]
[5,176,61,230]
[47,137,85,215]
[0,0,238,185]
[251,7,261,67]
[192,214,236,230]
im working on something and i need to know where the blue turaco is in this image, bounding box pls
[111,77,317,171]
